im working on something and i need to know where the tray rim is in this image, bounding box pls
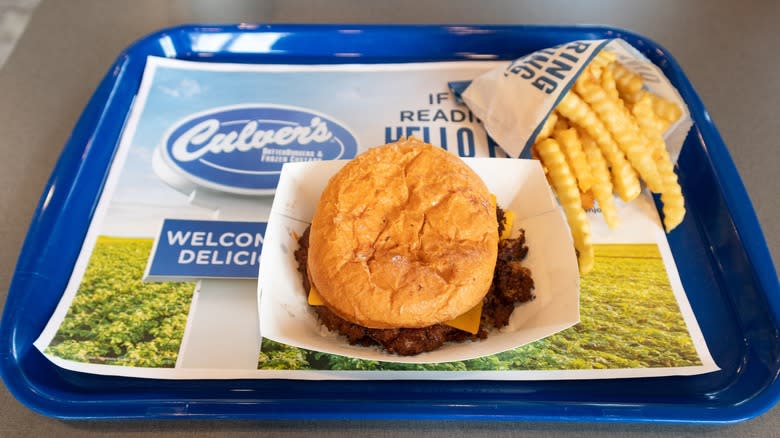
[1,23,778,423]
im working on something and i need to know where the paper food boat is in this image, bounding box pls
[258,158,580,363]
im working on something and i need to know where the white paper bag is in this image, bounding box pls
[460,39,692,162]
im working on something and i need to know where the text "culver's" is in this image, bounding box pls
[171,117,334,162]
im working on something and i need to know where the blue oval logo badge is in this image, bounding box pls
[159,105,358,195]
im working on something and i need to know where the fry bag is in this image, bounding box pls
[452,39,692,162]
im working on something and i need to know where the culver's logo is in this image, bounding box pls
[158,105,358,195]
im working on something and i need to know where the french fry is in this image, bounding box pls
[650,93,683,132]
[631,93,665,133]
[531,143,541,160]
[613,62,644,101]
[578,128,620,229]
[632,94,662,136]
[595,50,617,66]
[587,50,617,80]
[535,112,559,143]
[581,190,595,210]
[554,116,570,132]
[623,89,646,106]
[536,138,594,274]
[531,144,548,177]
[574,78,664,193]
[553,127,593,192]
[655,147,685,231]
[632,95,686,231]
[601,64,619,101]
[556,91,641,202]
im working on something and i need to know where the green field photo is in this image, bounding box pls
[45,236,195,368]
[258,243,702,371]
[44,237,701,372]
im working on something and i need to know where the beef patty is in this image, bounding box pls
[294,207,534,356]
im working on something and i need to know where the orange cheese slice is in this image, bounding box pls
[308,285,483,334]
[443,301,483,334]
[501,210,515,240]
[308,284,326,305]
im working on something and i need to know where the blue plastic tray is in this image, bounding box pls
[1,24,778,423]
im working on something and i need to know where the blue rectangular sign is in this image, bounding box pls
[145,219,267,280]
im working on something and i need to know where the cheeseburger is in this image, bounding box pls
[295,138,534,355]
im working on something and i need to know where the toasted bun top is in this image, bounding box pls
[307,138,499,329]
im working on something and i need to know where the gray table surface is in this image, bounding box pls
[1,0,778,436]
